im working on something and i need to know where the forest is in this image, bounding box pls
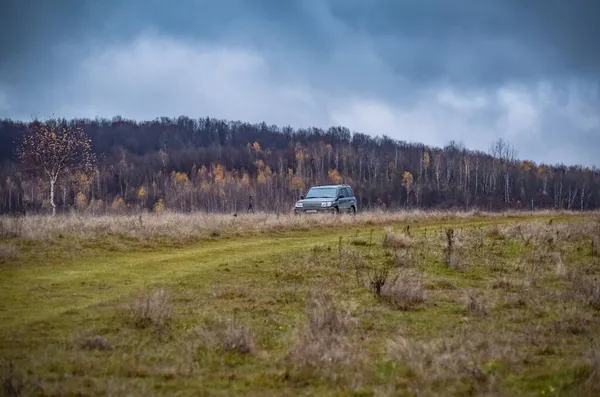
[0,116,598,214]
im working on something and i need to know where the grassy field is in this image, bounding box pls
[1,210,600,396]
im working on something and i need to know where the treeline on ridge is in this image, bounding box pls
[0,115,598,214]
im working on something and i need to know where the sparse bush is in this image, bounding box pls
[196,316,255,355]
[129,288,172,332]
[387,331,499,394]
[580,344,600,395]
[568,272,600,310]
[0,243,19,261]
[366,261,394,297]
[465,289,489,316]
[1,362,42,397]
[443,228,467,270]
[381,271,426,310]
[382,227,412,249]
[592,236,600,256]
[2,362,24,397]
[78,335,112,351]
[392,249,414,268]
[486,224,503,240]
[554,253,571,279]
[286,291,353,369]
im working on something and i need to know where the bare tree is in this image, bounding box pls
[490,138,517,204]
[17,121,96,215]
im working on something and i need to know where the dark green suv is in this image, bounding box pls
[293,184,358,214]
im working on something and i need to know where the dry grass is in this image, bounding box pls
[465,289,489,317]
[128,288,172,333]
[285,290,357,376]
[387,327,529,396]
[392,248,414,268]
[0,243,19,261]
[0,209,588,244]
[77,335,113,351]
[381,270,426,311]
[592,235,600,256]
[382,227,412,249]
[194,315,256,355]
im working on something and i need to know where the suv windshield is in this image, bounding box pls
[305,187,337,199]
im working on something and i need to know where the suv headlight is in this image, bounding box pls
[295,202,303,208]
[321,202,332,207]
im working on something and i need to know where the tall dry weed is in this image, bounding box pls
[592,236,600,257]
[194,316,255,355]
[387,330,506,394]
[382,227,412,249]
[1,209,582,244]
[381,271,426,311]
[128,288,172,333]
[286,290,355,371]
[465,289,489,316]
[0,243,19,261]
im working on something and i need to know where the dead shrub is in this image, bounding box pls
[570,342,600,396]
[553,306,593,336]
[349,237,372,247]
[443,228,467,270]
[196,316,255,355]
[568,272,600,310]
[592,236,600,257]
[0,243,19,261]
[129,288,172,332]
[1,362,42,397]
[286,290,354,370]
[491,277,516,291]
[485,224,504,240]
[465,289,489,316]
[382,227,412,249]
[387,331,501,394]
[381,271,426,311]
[2,362,25,397]
[366,261,394,297]
[393,249,414,268]
[78,335,113,351]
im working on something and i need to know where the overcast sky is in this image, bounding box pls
[1,0,599,167]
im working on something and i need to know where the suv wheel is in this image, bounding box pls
[350,206,356,215]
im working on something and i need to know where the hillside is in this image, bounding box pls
[1,212,599,396]
[0,116,598,214]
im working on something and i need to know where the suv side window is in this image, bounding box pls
[339,188,348,197]
[346,187,354,197]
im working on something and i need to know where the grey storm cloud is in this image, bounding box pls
[1,0,599,167]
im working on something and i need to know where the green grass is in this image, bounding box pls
[1,212,599,396]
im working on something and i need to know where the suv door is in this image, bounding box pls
[345,187,356,210]
[338,187,350,211]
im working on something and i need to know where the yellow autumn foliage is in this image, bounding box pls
[111,196,125,210]
[402,171,414,187]
[76,191,87,209]
[257,171,266,185]
[328,169,343,184]
[214,164,225,183]
[153,199,165,214]
[171,171,189,183]
[291,175,305,191]
[423,152,431,168]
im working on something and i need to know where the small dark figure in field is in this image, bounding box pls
[247,195,254,213]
